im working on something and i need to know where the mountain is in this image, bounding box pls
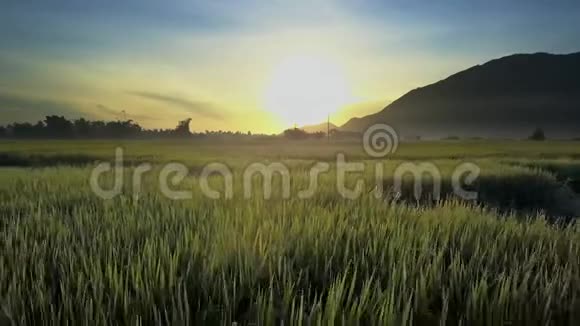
[340,52,580,139]
[301,122,338,134]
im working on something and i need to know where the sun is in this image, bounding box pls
[264,55,352,127]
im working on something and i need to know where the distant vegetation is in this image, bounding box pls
[529,128,547,141]
[282,127,326,140]
[0,115,274,140]
[0,115,364,141]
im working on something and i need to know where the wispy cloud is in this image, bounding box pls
[127,91,224,120]
[96,104,154,122]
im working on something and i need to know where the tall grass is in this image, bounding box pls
[1,162,579,324]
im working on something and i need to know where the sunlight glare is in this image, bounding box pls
[264,55,352,127]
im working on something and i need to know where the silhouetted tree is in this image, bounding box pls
[73,118,92,138]
[44,115,73,138]
[174,118,192,136]
[283,128,309,140]
[104,120,142,138]
[10,122,45,138]
[282,128,327,140]
[329,129,361,140]
[529,128,546,141]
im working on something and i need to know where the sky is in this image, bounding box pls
[1,0,579,133]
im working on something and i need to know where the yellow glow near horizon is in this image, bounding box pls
[263,55,352,127]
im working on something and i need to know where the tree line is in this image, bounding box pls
[0,116,262,139]
[0,115,349,140]
[2,116,549,141]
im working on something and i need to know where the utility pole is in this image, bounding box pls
[327,114,330,142]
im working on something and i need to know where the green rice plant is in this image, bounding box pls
[1,158,579,324]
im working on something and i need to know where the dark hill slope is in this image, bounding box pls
[341,52,580,138]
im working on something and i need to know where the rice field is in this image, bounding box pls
[1,140,579,325]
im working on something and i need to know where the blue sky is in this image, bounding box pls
[1,0,579,132]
